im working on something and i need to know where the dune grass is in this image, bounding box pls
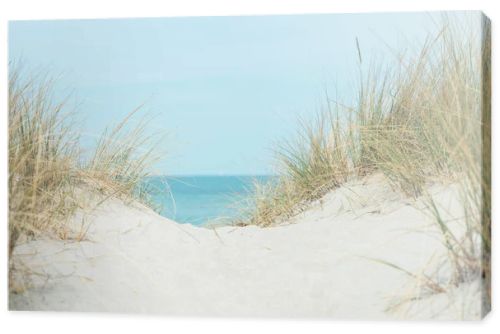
[241,16,490,298]
[9,70,79,255]
[8,68,163,257]
[83,107,164,209]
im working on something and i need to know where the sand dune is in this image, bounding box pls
[9,175,485,319]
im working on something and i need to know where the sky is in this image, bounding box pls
[9,12,445,175]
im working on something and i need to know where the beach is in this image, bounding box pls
[7,12,490,321]
[9,174,485,319]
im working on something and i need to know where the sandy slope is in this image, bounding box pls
[9,175,486,319]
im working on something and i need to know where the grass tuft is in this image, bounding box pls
[9,69,80,254]
[240,15,490,299]
[8,67,164,258]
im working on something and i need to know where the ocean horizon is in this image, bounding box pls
[144,175,275,226]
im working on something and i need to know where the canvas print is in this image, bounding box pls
[8,11,491,320]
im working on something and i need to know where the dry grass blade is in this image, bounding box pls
[361,257,446,294]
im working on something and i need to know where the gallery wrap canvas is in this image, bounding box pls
[8,11,491,320]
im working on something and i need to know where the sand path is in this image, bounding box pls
[9,176,483,319]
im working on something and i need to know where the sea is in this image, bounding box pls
[143,175,274,226]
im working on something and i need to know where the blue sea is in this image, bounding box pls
[144,175,273,226]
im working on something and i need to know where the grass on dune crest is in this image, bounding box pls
[84,107,164,209]
[241,110,353,227]
[9,70,80,254]
[8,68,163,257]
[241,16,490,299]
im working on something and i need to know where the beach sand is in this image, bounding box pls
[9,174,485,319]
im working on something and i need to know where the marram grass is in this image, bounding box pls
[239,18,490,300]
[8,68,163,257]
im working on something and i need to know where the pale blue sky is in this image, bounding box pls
[9,12,444,175]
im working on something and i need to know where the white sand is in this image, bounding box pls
[9,175,486,319]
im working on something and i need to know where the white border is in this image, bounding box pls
[1,1,499,333]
